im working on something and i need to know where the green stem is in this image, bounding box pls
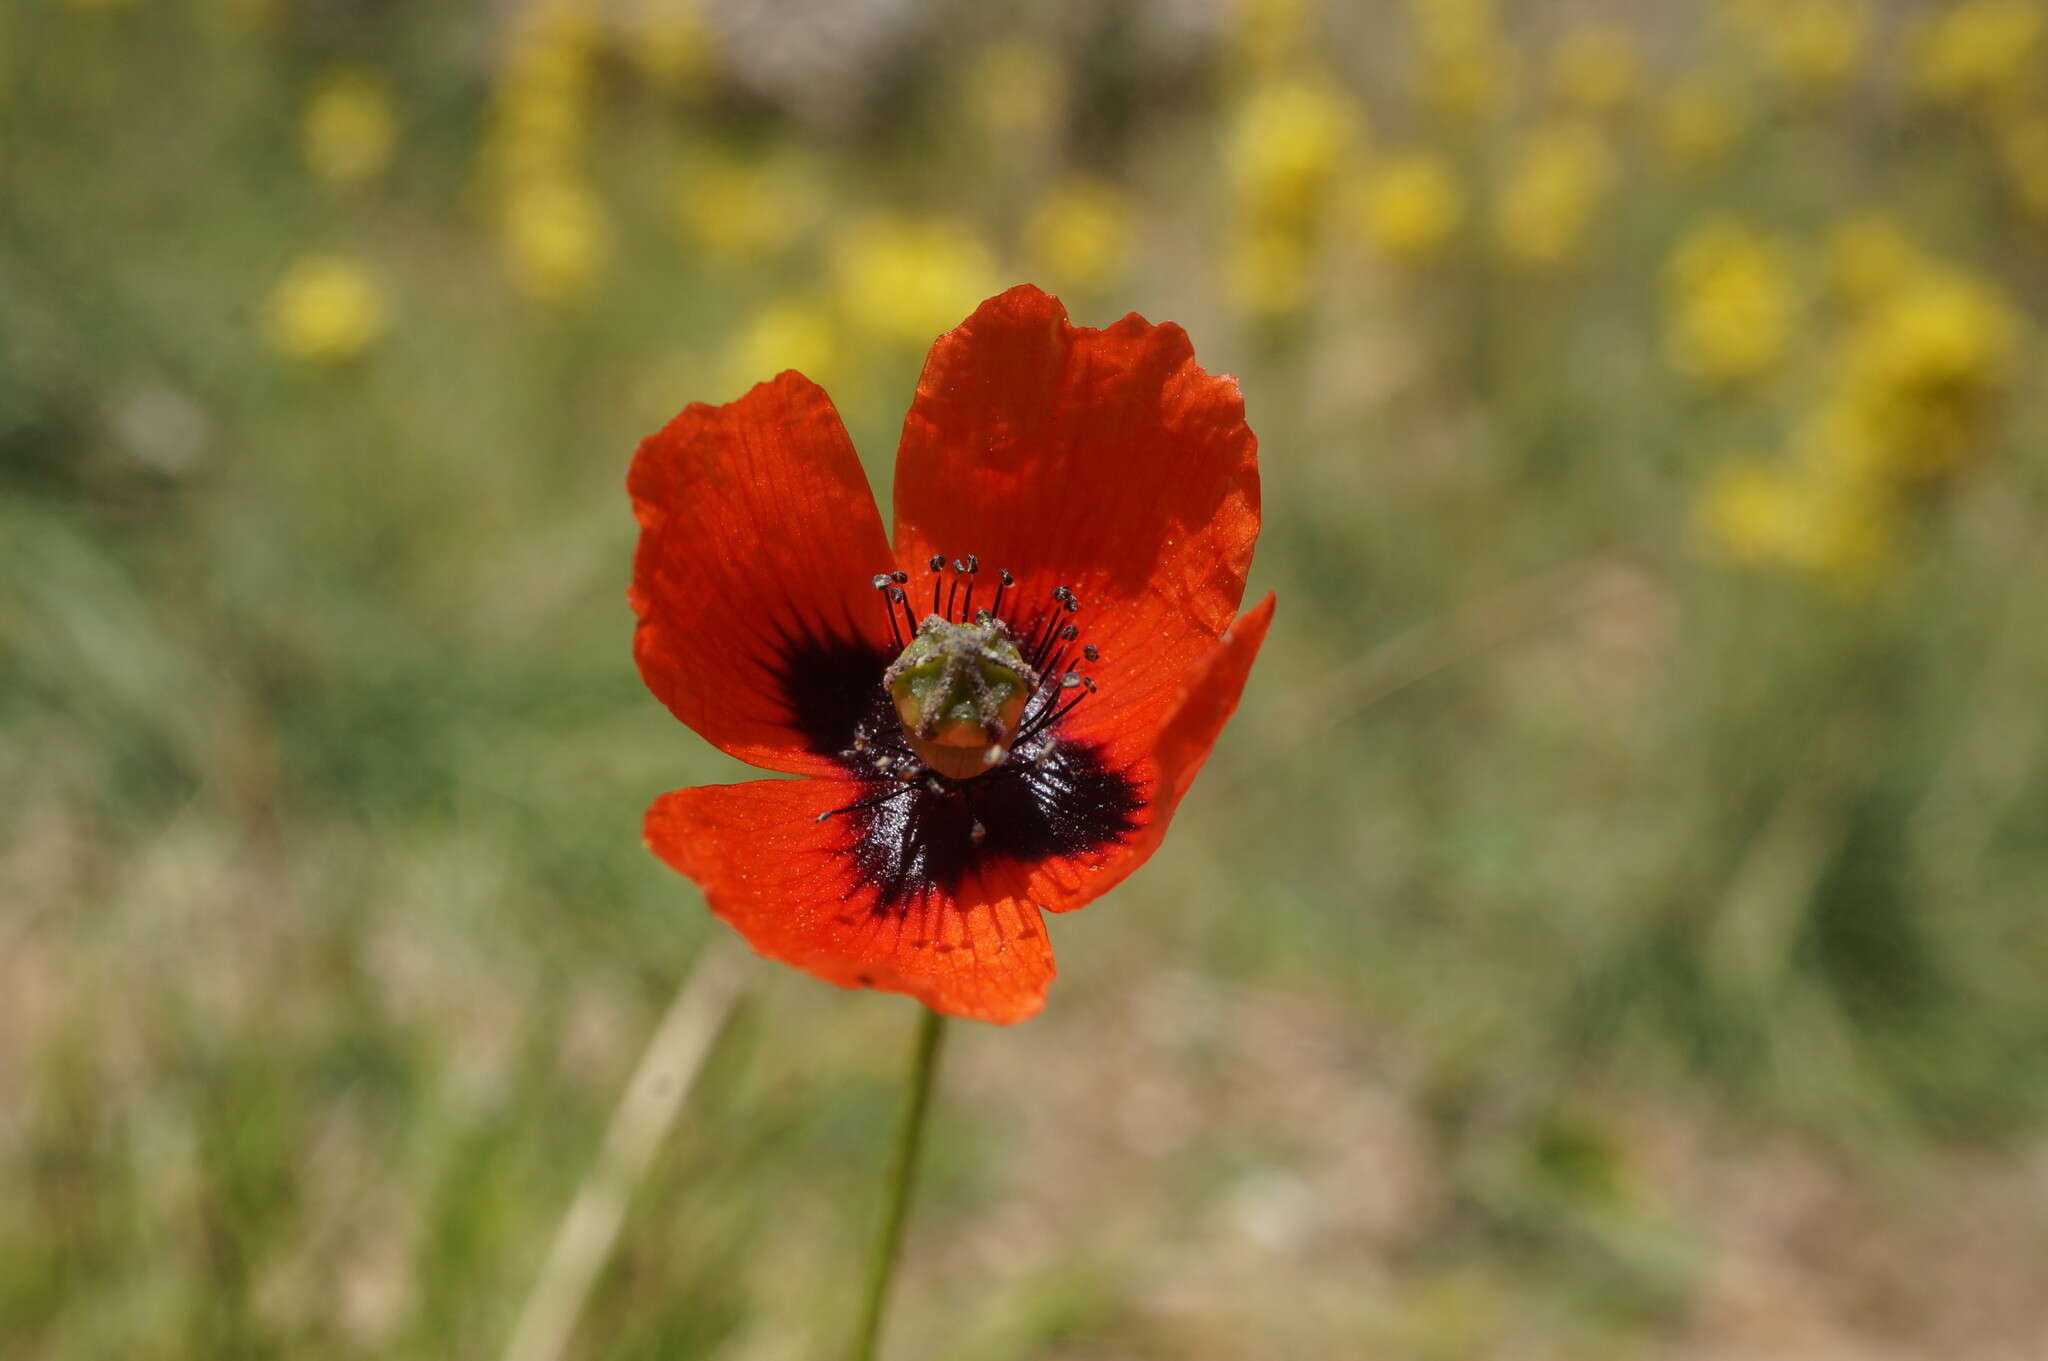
[850,1006,947,1361]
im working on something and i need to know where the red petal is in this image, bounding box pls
[630,372,893,776]
[891,286,1261,759]
[1038,592,1275,913]
[646,777,1058,1024]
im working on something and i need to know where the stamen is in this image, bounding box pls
[1024,596,1069,666]
[1014,689,1090,746]
[991,568,1012,619]
[873,573,905,646]
[887,586,917,637]
[1083,644,1099,662]
[815,783,915,822]
[946,557,974,622]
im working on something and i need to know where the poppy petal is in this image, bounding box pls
[630,372,894,776]
[646,777,1059,1024]
[891,285,1260,748]
[1036,592,1275,912]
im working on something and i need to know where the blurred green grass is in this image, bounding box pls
[7,1,2048,1357]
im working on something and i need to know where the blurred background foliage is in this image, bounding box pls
[6,0,2048,1356]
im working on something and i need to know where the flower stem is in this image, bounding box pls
[850,1005,947,1361]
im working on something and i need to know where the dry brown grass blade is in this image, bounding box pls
[500,938,751,1361]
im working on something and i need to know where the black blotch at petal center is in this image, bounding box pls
[846,743,1143,914]
[771,629,1145,913]
[773,626,896,759]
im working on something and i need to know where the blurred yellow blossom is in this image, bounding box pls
[1833,267,2022,481]
[266,254,387,365]
[1713,253,2023,592]
[1412,0,1495,50]
[479,0,600,190]
[1656,73,1745,176]
[1698,457,1898,590]
[1024,178,1132,292]
[1825,213,1921,310]
[1665,219,1797,388]
[1413,0,1513,128]
[675,150,823,263]
[1358,152,1465,266]
[631,0,716,96]
[1700,460,1808,564]
[831,215,1000,346]
[491,3,599,172]
[1225,78,1362,230]
[1550,25,1639,118]
[1752,0,1866,100]
[1228,229,1312,319]
[480,0,611,302]
[964,39,1067,144]
[501,178,610,303]
[726,299,841,396]
[1492,121,1613,272]
[303,68,398,188]
[1910,0,2045,114]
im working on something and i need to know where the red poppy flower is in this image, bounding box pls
[629,285,1272,1024]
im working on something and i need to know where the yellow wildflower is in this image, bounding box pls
[1492,121,1613,272]
[726,299,841,396]
[831,215,1000,346]
[303,68,398,188]
[484,0,599,186]
[1824,213,1921,310]
[1655,73,1744,176]
[1698,456,1897,590]
[501,178,610,303]
[1550,24,1639,118]
[1909,0,2045,113]
[1753,0,1866,100]
[266,254,387,365]
[1665,219,1797,388]
[675,150,823,263]
[1834,268,2022,481]
[1358,151,1465,266]
[1225,78,1362,230]
[1412,0,1496,51]
[1228,229,1311,319]
[1413,0,1513,129]
[1700,460,1804,565]
[1024,178,1132,292]
[1425,42,1513,128]
[631,0,716,96]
